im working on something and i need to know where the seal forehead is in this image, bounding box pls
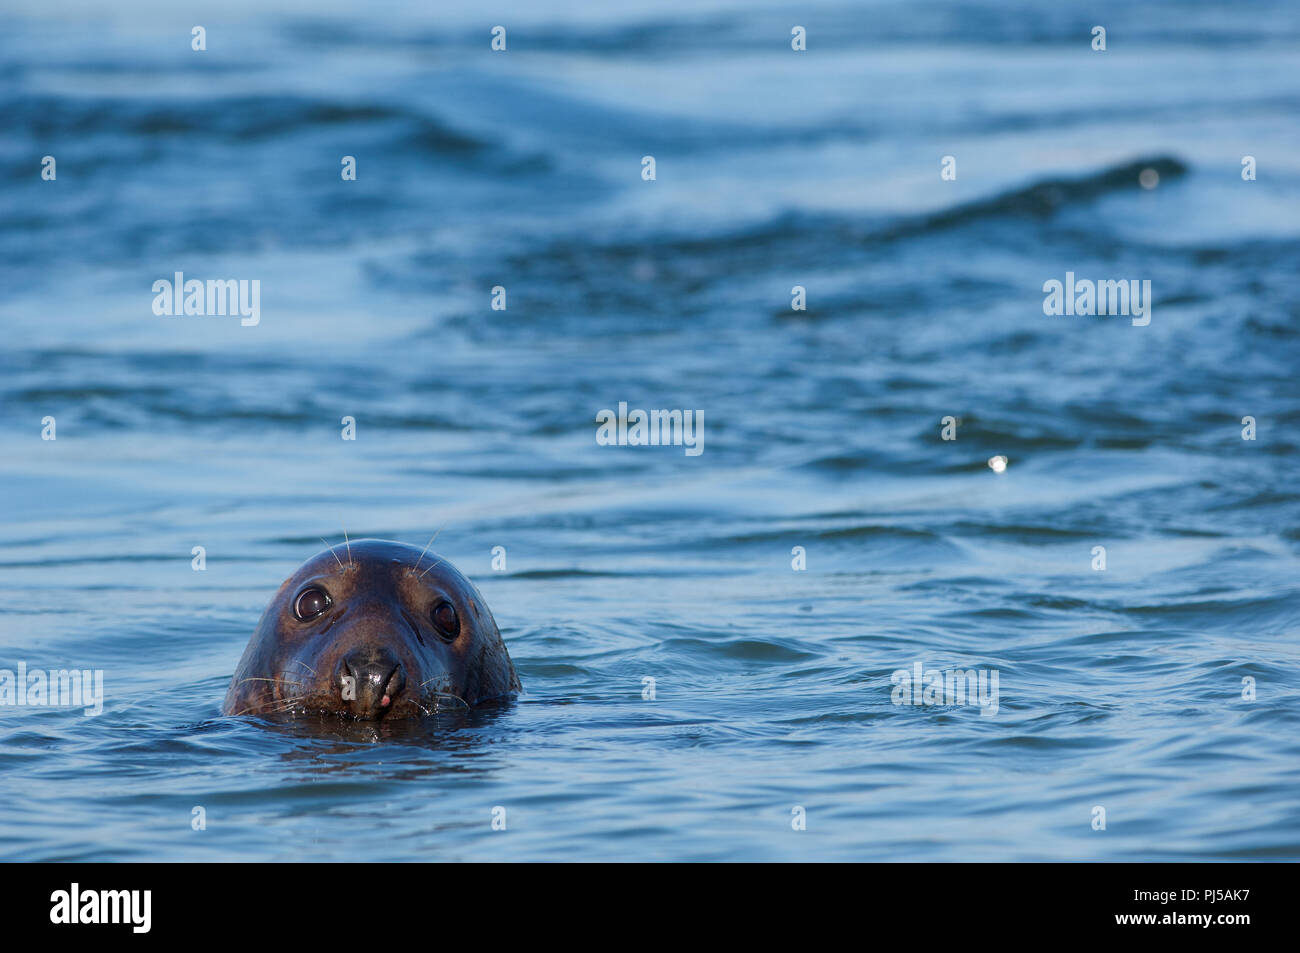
[297,539,468,592]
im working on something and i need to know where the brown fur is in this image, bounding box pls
[222,539,520,719]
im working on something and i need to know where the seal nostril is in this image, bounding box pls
[384,664,406,702]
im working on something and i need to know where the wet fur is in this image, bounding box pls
[223,539,520,720]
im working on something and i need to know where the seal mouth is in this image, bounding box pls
[246,661,466,720]
[246,685,470,721]
[249,660,470,721]
[379,664,403,700]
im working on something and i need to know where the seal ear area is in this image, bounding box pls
[464,587,513,656]
[459,590,522,700]
[462,636,522,704]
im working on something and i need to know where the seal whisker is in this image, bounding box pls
[417,686,471,709]
[413,672,470,709]
[411,524,446,577]
[320,538,345,572]
[405,697,434,716]
[230,676,303,688]
[228,675,306,707]
[232,698,300,717]
[416,555,447,581]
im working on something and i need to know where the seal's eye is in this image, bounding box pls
[431,601,458,640]
[294,587,332,621]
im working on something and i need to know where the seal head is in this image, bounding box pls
[223,539,520,720]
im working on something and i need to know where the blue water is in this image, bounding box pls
[1,0,1299,861]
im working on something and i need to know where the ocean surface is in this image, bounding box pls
[1,0,1298,861]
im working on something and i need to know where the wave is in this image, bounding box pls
[2,93,487,153]
[518,155,1193,273]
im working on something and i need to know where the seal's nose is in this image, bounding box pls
[340,649,405,717]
